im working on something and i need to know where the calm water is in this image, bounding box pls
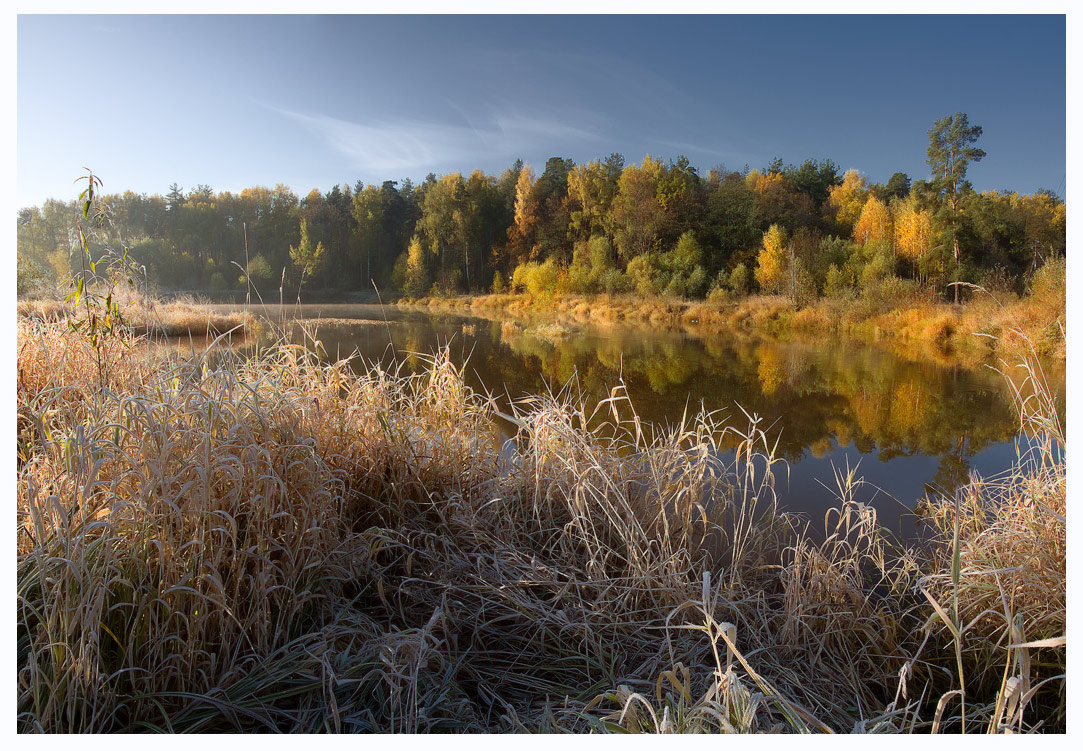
[208,303,1066,540]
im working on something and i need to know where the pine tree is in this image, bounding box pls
[927,113,985,302]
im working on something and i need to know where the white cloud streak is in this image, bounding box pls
[650,139,761,167]
[269,105,602,174]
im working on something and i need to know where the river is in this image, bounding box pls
[204,302,1065,541]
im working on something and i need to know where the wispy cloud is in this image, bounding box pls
[268,105,602,174]
[650,139,761,167]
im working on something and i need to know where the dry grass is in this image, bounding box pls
[18,293,258,338]
[500,319,524,338]
[405,285,1064,363]
[528,321,577,341]
[16,317,1065,733]
[788,305,837,333]
[911,351,1066,733]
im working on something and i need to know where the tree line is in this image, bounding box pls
[17,113,1065,303]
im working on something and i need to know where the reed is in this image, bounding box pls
[16,316,1065,733]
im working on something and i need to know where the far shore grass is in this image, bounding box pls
[401,287,1066,362]
[17,272,1063,366]
[16,294,259,338]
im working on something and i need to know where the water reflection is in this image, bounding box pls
[208,303,1065,538]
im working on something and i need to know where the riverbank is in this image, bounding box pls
[402,284,1065,362]
[17,295,260,338]
[17,316,1065,732]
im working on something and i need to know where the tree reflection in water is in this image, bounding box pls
[253,306,1063,538]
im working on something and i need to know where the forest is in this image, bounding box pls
[17,113,1065,306]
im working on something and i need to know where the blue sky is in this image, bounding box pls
[17,14,1066,207]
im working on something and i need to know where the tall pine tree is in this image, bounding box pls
[927,113,985,302]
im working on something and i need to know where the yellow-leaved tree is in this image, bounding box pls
[511,164,538,261]
[513,164,536,229]
[611,155,666,260]
[566,155,622,240]
[826,169,869,229]
[999,190,1067,263]
[852,195,893,252]
[893,197,935,282]
[404,235,429,298]
[745,169,788,198]
[754,224,789,294]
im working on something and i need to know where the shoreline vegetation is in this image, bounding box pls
[14,276,1064,368]
[19,116,1065,365]
[400,269,1066,362]
[17,313,1065,733]
[16,294,260,339]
